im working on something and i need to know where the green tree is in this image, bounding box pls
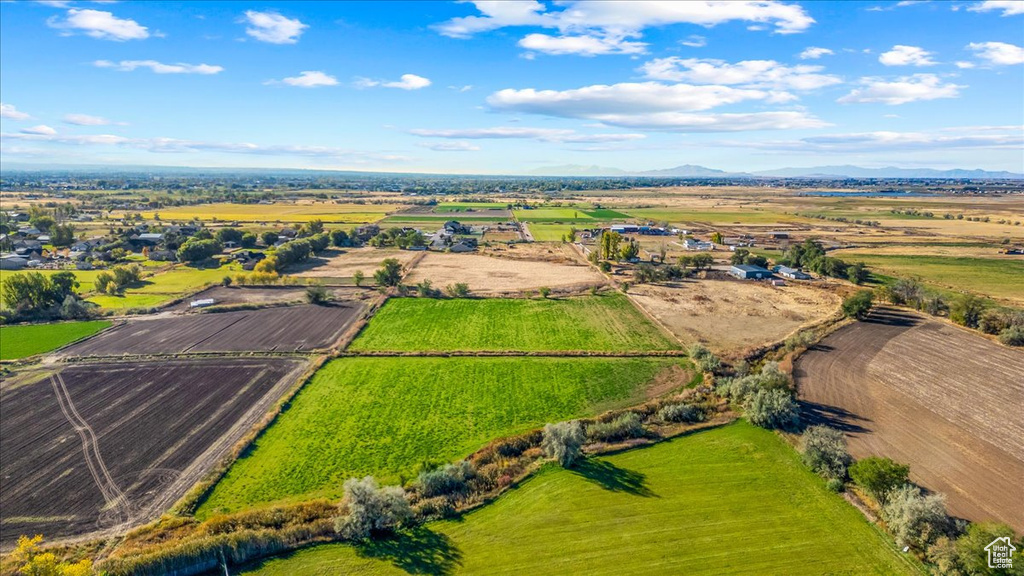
[950,294,987,328]
[618,239,639,261]
[353,270,365,287]
[848,457,909,505]
[240,232,258,248]
[542,421,585,468]
[842,289,874,320]
[260,231,279,246]
[51,224,76,247]
[374,258,403,287]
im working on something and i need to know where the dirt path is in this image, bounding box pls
[794,307,1024,531]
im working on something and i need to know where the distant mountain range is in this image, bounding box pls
[528,163,1024,179]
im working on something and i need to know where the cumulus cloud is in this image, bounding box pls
[485,82,826,132]
[47,8,149,41]
[63,113,122,126]
[243,10,307,44]
[267,71,339,88]
[967,41,1024,65]
[967,1,1024,16]
[20,125,58,136]
[93,60,224,74]
[799,46,834,59]
[418,141,481,152]
[409,126,646,143]
[838,74,963,105]
[879,45,937,66]
[434,1,814,56]
[355,74,431,90]
[0,103,31,120]
[638,57,841,90]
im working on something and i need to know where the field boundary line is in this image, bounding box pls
[623,291,687,348]
[339,349,690,358]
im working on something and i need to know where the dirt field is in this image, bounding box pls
[289,247,420,281]
[628,279,841,354]
[63,304,364,356]
[177,285,369,310]
[404,252,606,295]
[0,357,307,542]
[794,308,1024,531]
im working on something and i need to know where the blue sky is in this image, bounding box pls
[1,0,1022,173]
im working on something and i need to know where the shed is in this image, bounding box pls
[776,266,812,280]
[730,264,772,280]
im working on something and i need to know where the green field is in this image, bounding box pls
[436,202,509,212]
[527,223,578,242]
[349,295,678,352]
[86,263,239,309]
[137,202,400,223]
[835,253,1024,305]
[198,357,683,516]
[0,320,111,360]
[243,421,917,576]
[625,208,806,225]
[513,208,596,223]
[0,269,107,301]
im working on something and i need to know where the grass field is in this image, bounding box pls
[513,208,596,223]
[527,223,577,242]
[86,263,239,309]
[348,294,679,352]
[198,357,684,515]
[0,269,107,301]
[137,202,400,223]
[0,320,111,360]
[436,202,509,212]
[243,421,917,576]
[833,253,1024,305]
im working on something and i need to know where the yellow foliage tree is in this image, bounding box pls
[11,535,94,576]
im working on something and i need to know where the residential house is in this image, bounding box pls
[682,238,714,251]
[443,220,471,234]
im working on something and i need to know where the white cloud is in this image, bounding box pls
[47,8,148,41]
[356,74,431,90]
[243,10,307,44]
[967,1,1024,16]
[838,74,963,105]
[409,126,646,143]
[418,141,481,152]
[519,33,646,56]
[967,41,1024,65]
[485,82,826,132]
[681,35,707,47]
[93,60,224,74]
[799,46,833,59]
[0,103,31,120]
[639,57,841,90]
[270,71,339,88]
[20,125,58,136]
[434,1,814,57]
[729,125,1024,152]
[63,113,122,126]
[955,61,977,68]
[448,85,474,92]
[0,131,411,164]
[879,45,937,66]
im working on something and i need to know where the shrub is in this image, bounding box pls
[949,294,986,328]
[334,477,412,541]
[826,478,845,493]
[445,282,470,298]
[305,284,329,304]
[883,484,952,549]
[656,403,704,424]
[744,389,800,431]
[586,412,644,442]
[999,325,1024,346]
[416,461,475,498]
[541,421,585,468]
[538,286,551,298]
[374,258,403,287]
[688,343,721,373]
[842,289,874,320]
[848,457,909,505]
[352,270,365,287]
[718,362,791,402]
[800,425,851,480]
[416,280,440,298]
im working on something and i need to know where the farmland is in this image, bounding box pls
[243,421,915,576]
[349,294,678,352]
[86,262,242,309]
[63,303,364,357]
[136,202,401,223]
[795,308,1024,531]
[402,252,605,294]
[0,320,111,360]
[627,279,841,355]
[0,357,307,542]
[289,247,420,283]
[198,356,687,515]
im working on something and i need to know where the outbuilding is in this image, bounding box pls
[777,266,812,280]
[730,264,772,280]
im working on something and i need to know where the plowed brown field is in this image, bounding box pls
[794,308,1024,530]
[0,357,306,542]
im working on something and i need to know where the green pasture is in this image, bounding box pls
[0,320,111,360]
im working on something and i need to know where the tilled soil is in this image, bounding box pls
[794,307,1024,531]
[0,357,307,542]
